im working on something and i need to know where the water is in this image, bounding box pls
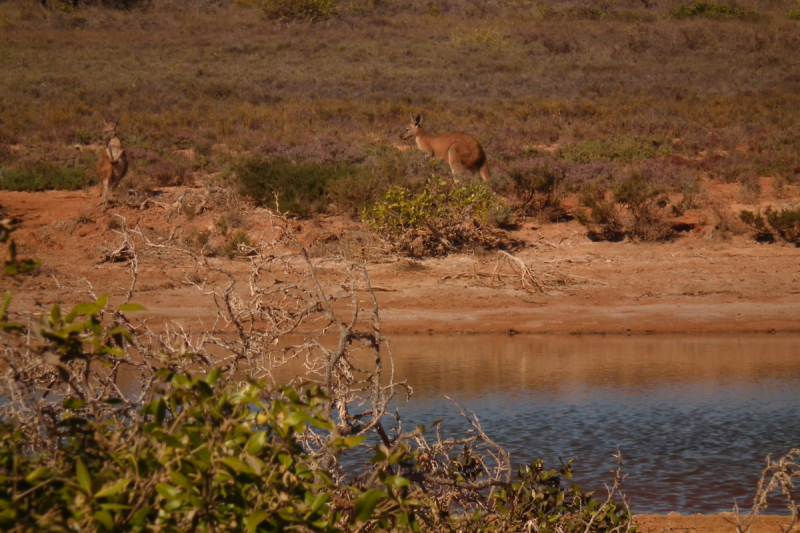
[382,334,800,515]
[114,332,800,514]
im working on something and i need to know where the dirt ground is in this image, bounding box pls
[635,514,798,533]
[1,182,799,335]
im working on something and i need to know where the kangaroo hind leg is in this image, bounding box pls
[447,146,468,184]
[479,162,490,183]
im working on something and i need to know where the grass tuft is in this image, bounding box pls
[261,0,341,22]
[451,26,508,47]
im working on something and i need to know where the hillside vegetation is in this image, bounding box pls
[1,0,799,241]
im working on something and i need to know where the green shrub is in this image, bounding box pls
[223,230,252,258]
[503,160,563,214]
[741,206,800,244]
[556,137,671,164]
[235,157,355,216]
[0,376,348,532]
[0,162,91,192]
[261,0,340,21]
[767,207,800,243]
[325,149,413,215]
[363,180,507,256]
[577,170,674,242]
[668,2,758,19]
[364,181,495,235]
[739,209,766,230]
[789,9,800,20]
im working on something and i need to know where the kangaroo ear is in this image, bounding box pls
[114,117,120,128]
[103,116,108,126]
[415,114,422,125]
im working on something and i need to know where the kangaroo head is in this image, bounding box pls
[102,117,120,143]
[400,113,423,140]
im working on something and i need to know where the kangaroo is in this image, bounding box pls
[97,117,128,203]
[401,114,490,182]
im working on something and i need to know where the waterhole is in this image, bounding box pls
[383,334,800,514]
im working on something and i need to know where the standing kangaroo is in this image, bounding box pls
[401,114,490,182]
[97,117,128,203]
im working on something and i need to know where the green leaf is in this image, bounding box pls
[308,492,330,515]
[151,398,167,425]
[172,374,191,389]
[354,488,386,525]
[282,410,310,429]
[76,459,92,495]
[96,294,109,309]
[169,470,192,491]
[306,415,335,431]
[245,509,270,533]
[24,467,52,484]
[333,435,367,449]
[95,478,132,498]
[67,302,102,319]
[99,503,133,511]
[384,475,411,488]
[277,453,293,468]
[248,431,268,455]
[94,510,114,530]
[50,303,61,323]
[155,483,183,502]
[205,367,222,385]
[130,506,152,526]
[220,457,253,474]
[116,303,147,312]
[63,397,86,410]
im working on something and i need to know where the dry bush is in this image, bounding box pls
[733,449,800,533]
[576,169,675,242]
[468,250,577,295]
[307,228,391,263]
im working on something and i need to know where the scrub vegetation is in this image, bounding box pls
[1,0,799,244]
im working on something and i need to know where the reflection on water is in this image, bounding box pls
[384,334,800,514]
[114,333,800,514]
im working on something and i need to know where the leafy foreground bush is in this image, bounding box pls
[363,180,518,256]
[576,171,674,242]
[740,206,800,244]
[0,371,350,532]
